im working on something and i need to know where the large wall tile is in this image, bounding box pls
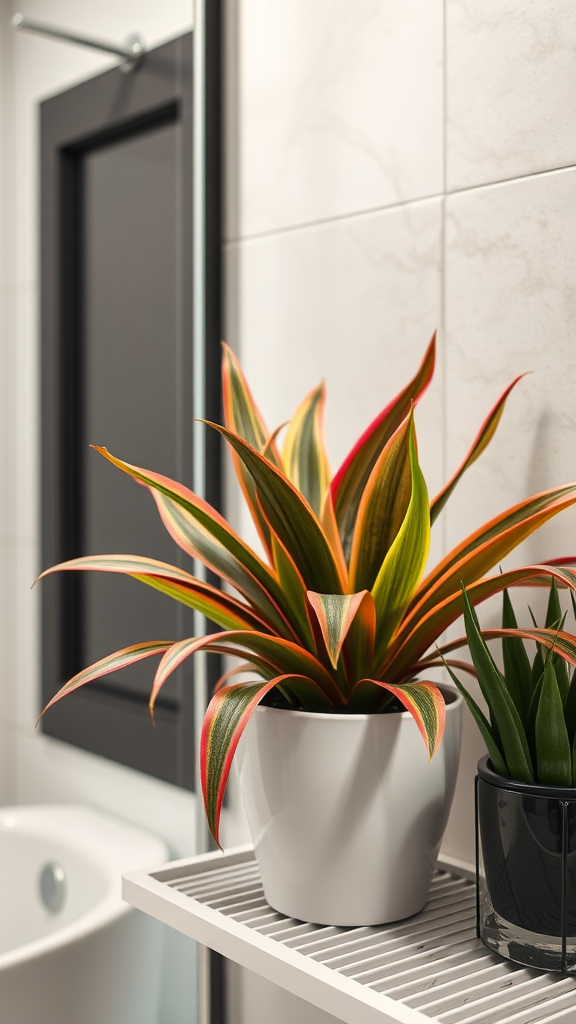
[441,167,576,861]
[226,0,443,239]
[447,0,576,190]
[225,197,445,565]
[445,167,576,559]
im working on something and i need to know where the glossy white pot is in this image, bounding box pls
[236,685,462,926]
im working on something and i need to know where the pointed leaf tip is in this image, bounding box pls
[331,334,435,561]
[307,590,372,669]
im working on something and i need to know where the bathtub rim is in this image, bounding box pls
[0,803,168,971]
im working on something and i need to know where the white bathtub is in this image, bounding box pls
[0,804,168,1024]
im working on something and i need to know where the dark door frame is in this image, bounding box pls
[40,29,222,790]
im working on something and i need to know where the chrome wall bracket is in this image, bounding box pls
[11,13,145,73]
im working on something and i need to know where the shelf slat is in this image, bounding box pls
[123,844,576,1024]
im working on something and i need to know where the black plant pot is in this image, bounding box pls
[476,755,576,972]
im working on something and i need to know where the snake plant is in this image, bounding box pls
[39,336,576,843]
[446,583,576,788]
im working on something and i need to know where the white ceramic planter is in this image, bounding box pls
[236,685,462,926]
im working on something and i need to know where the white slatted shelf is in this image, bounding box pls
[123,845,576,1024]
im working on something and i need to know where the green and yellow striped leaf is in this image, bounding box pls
[201,679,279,846]
[39,641,172,721]
[221,343,282,466]
[212,661,253,693]
[282,382,331,517]
[307,590,372,670]
[92,447,298,640]
[331,334,435,561]
[201,674,333,846]
[349,412,412,592]
[221,343,282,555]
[371,417,430,665]
[37,554,272,632]
[385,563,576,681]
[406,484,576,626]
[347,678,445,758]
[320,489,349,591]
[148,629,345,711]
[341,590,377,683]
[271,535,316,649]
[208,423,345,594]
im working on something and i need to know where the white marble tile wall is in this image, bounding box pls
[446,0,576,190]
[226,0,443,239]
[444,167,576,559]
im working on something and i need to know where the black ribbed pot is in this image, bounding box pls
[476,756,576,972]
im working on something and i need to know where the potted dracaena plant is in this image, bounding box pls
[39,336,576,926]
[446,583,576,972]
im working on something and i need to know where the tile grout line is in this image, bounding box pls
[223,191,444,245]
[223,161,576,248]
[440,0,448,563]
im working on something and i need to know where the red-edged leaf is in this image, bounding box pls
[371,416,430,663]
[150,490,299,639]
[213,661,253,694]
[405,484,576,630]
[92,447,297,640]
[271,535,316,649]
[342,591,377,683]
[261,422,288,458]
[331,334,435,560]
[347,679,446,758]
[506,555,576,585]
[37,554,273,632]
[429,375,525,525]
[201,679,279,846]
[201,674,332,846]
[349,412,412,592]
[307,590,372,670]
[416,658,476,678]
[282,382,331,516]
[207,422,345,594]
[221,343,282,467]
[149,630,345,710]
[320,489,349,591]
[221,343,282,555]
[39,641,172,721]
[385,564,576,680]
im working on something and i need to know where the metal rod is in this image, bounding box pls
[11,13,144,71]
[192,5,213,1021]
[192,0,211,860]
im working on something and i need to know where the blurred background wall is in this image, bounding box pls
[1,1,575,1022]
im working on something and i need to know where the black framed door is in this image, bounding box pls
[40,29,221,789]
